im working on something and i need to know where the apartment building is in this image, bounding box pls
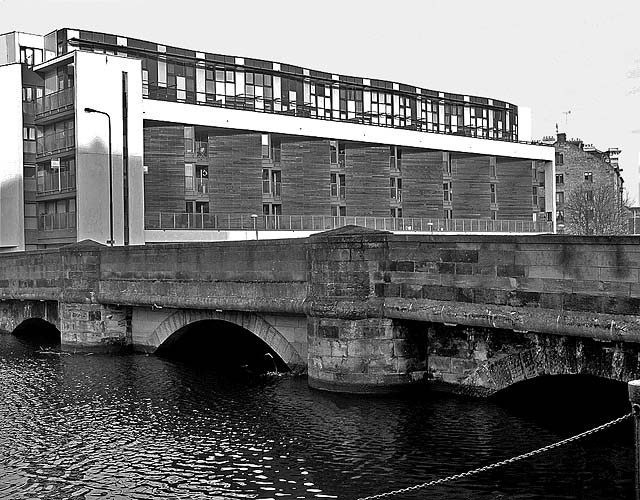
[0,28,556,250]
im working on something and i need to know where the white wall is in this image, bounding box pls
[75,51,145,246]
[0,64,25,250]
[518,106,532,143]
[143,99,555,162]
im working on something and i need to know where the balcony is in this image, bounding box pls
[38,212,76,231]
[37,172,76,195]
[390,189,402,204]
[35,87,74,120]
[185,177,209,195]
[36,130,75,158]
[195,141,208,160]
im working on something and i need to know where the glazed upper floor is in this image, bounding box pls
[25,27,525,143]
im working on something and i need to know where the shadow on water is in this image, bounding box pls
[12,318,61,351]
[154,319,289,378]
[491,374,632,440]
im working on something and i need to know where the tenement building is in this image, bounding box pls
[0,28,555,251]
[539,133,625,234]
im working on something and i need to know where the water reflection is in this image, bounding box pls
[0,334,633,499]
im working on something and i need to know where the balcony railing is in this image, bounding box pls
[185,177,209,194]
[37,172,76,194]
[195,141,208,160]
[144,212,553,233]
[146,84,525,145]
[35,87,74,118]
[36,130,75,157]
[38,212,76,231]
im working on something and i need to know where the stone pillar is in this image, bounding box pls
[59,302,131,353]
[305,227,428,393]
[307,316,427,393]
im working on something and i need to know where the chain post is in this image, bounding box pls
[629,380,640,500]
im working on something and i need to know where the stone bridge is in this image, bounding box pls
[1,227,640,396]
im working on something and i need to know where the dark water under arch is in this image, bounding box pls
[0,331,634,499]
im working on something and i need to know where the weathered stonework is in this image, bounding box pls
[59,302,131,353]
[1,229,640,394]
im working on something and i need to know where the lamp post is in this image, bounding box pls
[84,107,114,246]
[251,214,258,240]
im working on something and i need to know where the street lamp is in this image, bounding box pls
[84,107,114,246]
[251,214,258,240]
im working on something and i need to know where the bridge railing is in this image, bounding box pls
[144,213,553,233]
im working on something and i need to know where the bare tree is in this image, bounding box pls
[564,182,630,235]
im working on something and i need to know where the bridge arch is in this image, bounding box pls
[150,309,306,373]
[459,336,639,396]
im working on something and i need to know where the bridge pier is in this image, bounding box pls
[59,303,131,353]
[307,316,428,393]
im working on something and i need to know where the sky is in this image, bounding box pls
[2,0,640,201]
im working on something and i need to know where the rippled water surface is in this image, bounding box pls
[0,334,634,499]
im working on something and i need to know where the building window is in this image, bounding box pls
[556,210,564,222]
[490,157,497,178]
[444,209,453,219]
[491,210,498,220]
[23,126,36,141]
[20,47,43,68]
[555,152,564,165]
[331,205,346,217]
[556,192,564,205]
[556,173,564,185]
[490,183,497,204]
[330,140,345,167]
[584,172,593,182]
[186,201,209,213]
[370,91,393,126]
[262,168,281,199]
[585,190,594,202]
[390,177,402,203]
[443,155,452,176]
[245,72,273,111]
[391,207,403,218]
[443,181,452,203]
[330,173,346,200]
[532,186,538,206]
[184,127,194,155]
[184,163,194,191]
[389,146,402,171]
[263,203,282,216]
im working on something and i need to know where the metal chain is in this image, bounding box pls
[356,411,633,500]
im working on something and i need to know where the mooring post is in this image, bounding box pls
[628,380,640,500]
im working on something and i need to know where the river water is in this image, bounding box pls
[0,333,634,500]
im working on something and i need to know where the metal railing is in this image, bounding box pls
[38,212,76,231]
[36,130,75,157]
[144,213,553,233]
[35,87,74,118]
[146,84,523,144]
[185,178,209,194]
[37,172,76,194]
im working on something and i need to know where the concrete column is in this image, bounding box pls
[59,302,131,353]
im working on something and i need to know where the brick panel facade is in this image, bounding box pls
[281,139,331,215]
[496,158,534,220]
[143,124,186,213]
[345,144,390,217]
[402,150,445,218]
[209,133,262,214]
[451,154,491,219]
